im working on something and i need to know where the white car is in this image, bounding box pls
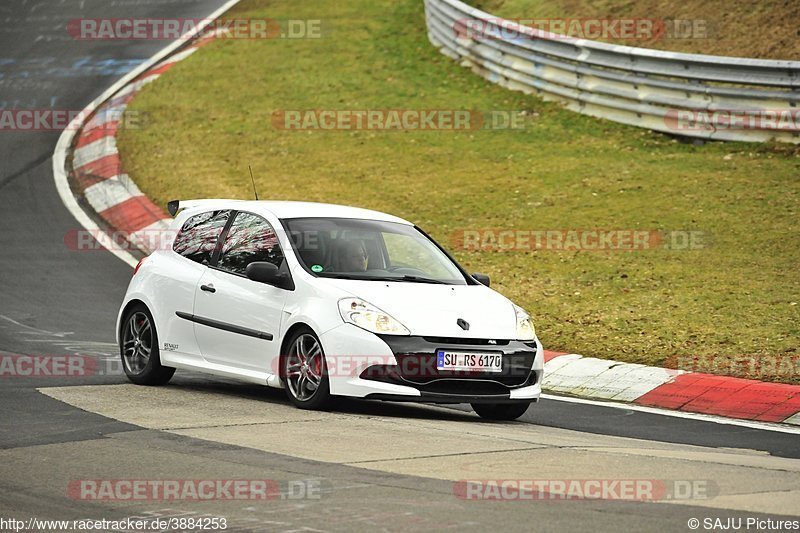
[116,199,543,420]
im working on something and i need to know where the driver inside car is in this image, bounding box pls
[338,239,368,272]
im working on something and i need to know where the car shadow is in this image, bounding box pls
[168,373,478,422]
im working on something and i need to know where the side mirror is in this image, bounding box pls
[472,273,490,287]
[246,262,293,290]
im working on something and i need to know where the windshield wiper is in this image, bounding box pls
[319,273,449,284]
[364,275,449,284]
[395,275,448,284]
[317,273,375,281]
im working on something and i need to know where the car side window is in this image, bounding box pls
[172,210,231,265]
[217,212,285,276]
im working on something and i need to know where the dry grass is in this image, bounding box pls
[473,0,800,59]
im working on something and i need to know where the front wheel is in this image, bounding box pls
[282,329,334,410]
[120,304,175,386]
[471,402,531,421]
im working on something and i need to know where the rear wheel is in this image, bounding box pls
[282,329,334,410]
[471,402,531,421]
[120,304,175,385]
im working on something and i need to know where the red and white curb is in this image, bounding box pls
[52,0,800,430]
[69,33,222,254]
[543,351,800,427]
[53,0,242,268]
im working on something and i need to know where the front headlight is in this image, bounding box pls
[513,304,536,341]
[338,298,410,336]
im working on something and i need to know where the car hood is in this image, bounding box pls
[321,279,519,339]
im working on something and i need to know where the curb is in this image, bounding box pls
[53,0,243,268]
[68,33,221,256]
[55,9,800,429]
[543,351,800,426]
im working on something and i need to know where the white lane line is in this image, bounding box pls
[155,46,199,67]
[0,315,73,338]
[52,0,243,269]
[541,394,800,434]
[109,74,161,101]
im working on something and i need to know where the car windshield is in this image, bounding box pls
[283,218,468,285]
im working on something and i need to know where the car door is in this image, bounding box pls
[193,211,290,375]
[158,209,231,363]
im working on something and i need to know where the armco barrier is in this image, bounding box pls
[424,0,800,143]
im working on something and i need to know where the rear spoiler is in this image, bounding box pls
[167,199,245,217]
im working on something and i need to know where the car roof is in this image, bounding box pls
[178,199,412,225]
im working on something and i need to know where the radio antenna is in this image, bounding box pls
[248,165,259,200]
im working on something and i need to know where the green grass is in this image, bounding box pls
[116,0,800,381]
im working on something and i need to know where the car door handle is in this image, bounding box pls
[200,284,216,293]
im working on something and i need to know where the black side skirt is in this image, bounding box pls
[176,311,273,341]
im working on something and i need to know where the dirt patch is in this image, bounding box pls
[472,0,800,60]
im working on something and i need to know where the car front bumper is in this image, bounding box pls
[364,334,542,403]
[363,385,541,404]
[320,324,543,402]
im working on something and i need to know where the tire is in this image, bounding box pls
[120,304,175,386]
[471,402,531,421]
[282,328,334,410]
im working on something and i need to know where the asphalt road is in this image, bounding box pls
[0,0,229,460]
[0,1,798,531]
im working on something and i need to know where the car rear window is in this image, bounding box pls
[172,210,231,264]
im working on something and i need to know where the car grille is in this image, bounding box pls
[422,337,510,346]
[360,354,537,395]
[367,335,538,396]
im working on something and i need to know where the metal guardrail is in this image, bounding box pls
[424,0,800,143]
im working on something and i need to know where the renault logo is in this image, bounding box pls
[457,318,469,331]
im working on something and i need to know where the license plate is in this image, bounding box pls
[436,350,502,372]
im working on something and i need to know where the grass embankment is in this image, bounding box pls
[117,0,800,382]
